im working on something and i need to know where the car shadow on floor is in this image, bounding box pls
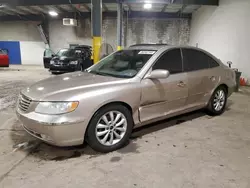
[10,101,233,161]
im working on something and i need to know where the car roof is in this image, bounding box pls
[127,44,221,63]
[128,44,169,51]
[74,45,92,49]
[128,44,212,52]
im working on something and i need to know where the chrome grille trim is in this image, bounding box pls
[18,94,32,112]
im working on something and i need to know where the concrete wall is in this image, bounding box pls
[0,21,45,65]
[189,0,250,80]
[49,18,190,53]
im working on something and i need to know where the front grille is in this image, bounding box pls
[54,60,68,65]
[18,94,32,112]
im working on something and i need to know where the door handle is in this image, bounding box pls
[177,81,186,87]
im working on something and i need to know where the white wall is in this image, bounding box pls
[0,21,42,41]
[189,0,250,79]
[0,21,45,65]
[20,41,45,65]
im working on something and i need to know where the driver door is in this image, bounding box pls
[139,48,188,123]
[43,49,54,69]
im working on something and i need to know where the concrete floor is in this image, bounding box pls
[0,66,250,188]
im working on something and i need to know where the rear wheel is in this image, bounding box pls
[207,86,227,115]
[86,105,133,153]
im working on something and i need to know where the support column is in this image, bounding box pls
[117,3,123,50]
[92,0,102,63]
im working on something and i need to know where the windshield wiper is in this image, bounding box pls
[89,71,111,77]
[89,71,132,78]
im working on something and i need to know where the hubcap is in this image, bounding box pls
[95,111,127,146]
[213,90,225,111]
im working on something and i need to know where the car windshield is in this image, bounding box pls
[88,50,156,78]
[57,49,75,57]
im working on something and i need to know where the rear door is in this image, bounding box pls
[182,48,220,107]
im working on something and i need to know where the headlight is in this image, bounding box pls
[50,60,54,65]
[35,102,79,115]
[70,61,78,65]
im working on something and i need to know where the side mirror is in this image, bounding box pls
[145,69,170,79]
[51,54,55,58]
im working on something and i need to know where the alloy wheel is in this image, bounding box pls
[95,111,127,146]
[213,89,225,111]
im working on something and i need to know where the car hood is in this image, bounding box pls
[21,72,128,101]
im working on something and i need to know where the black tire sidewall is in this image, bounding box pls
[208,86,228,115]
[86,105,133,153]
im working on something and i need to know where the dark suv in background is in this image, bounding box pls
[43,45,93,74]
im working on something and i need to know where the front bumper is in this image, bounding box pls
[16,109,87,146]
[49,64,78,73]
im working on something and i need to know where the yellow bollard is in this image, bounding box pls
[92,36,101,64]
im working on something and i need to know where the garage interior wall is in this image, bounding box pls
[0,17,190,65]
[0,21,45,65]
[49,17,190,54]
[189,0,250,80]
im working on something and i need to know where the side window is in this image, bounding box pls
[152,49,183,74]
[44,49,54,58]
[182,49,219,72]
[207,56,219,68]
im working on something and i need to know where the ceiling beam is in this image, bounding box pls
[0,11,191,21]
[58,5,74,12]
[45,5,64,13]
[3,5,29,15]
[178,4,187,13]
[74,4,91,12]
[17,6,39,14]
[29,6,48,14]
[102,3,109,11]
[161,4,168,12]
[127,11,191,19]
[120,0,218,5]
[0,9,15,15]
[81,4,91,12]
[0,0,219,6]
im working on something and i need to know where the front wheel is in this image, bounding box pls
[207,86,227,115]
[86,105,133,153]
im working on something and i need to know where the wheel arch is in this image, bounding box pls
[84,101,134,140]
[219,83,228,94]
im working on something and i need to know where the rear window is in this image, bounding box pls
[182,49,219,72]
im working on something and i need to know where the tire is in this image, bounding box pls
[86,104,133,153]
[207,86,228,115]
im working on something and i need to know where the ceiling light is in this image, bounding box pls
[49,11,58,17]
[144,3,152,9]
